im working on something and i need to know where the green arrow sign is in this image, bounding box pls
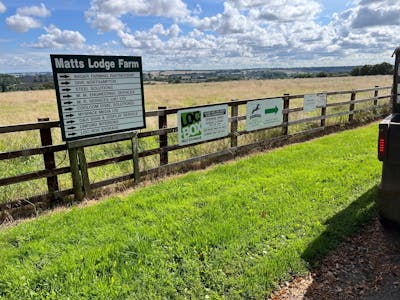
[265,106,279,114]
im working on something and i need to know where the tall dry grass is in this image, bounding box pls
[0,75,391,125]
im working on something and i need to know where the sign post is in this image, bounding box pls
[51,54,146,200]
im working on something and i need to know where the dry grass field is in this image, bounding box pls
[0,75,391,125]
[0,75,392,204]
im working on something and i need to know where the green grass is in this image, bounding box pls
[0,123,381,298]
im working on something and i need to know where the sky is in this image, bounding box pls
[0,0,400,73]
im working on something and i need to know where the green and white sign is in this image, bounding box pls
[246,98,283,131]
[178,104,228,145]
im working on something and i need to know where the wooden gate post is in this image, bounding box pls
[67,146,83,201]
[38,118,59,203]
[349,91,356,122]
[374,86,379,106]
[282,94,290,135]
[158,106,168,166]
[77,147,91,197]
[131,132,140,183]
[230,99,239,148]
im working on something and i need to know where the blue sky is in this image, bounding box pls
[0,0,399,73]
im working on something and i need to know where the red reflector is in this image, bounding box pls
[379,138,385,155]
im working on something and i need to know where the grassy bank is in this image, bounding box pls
[0,123,381,298]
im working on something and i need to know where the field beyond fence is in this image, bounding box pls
[0,83,392,222]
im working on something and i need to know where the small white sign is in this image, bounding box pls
[316,93,327,108]
[246,98,283,131]
[178,104,228,145]
[304,94,317,112]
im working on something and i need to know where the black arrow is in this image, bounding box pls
[67,126,76,130]
[64,107,73,111]
[66,120,75,124]
[68,132,76,136]
[63,101,73,105]
[60,75,70,79]
[62,88,71,92]
[65,114,74,117]
[62,95,72,98]
[60,81,70,85]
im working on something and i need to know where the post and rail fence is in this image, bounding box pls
[0,85,392,222]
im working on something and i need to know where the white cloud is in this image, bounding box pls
[0,1,6,14]
[17,3,50,18]
[32,25,86,49]
[86,0,189,33]
[6,14,42,32]
[6,3,50,32]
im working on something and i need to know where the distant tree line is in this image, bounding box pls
[0,74,54,92]
[0,74,20,92]
[350,62,393,76]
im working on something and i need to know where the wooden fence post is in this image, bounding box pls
[374,86,379,106]
[320,105,326,128]
[68,147,83,201]
[230,99,238,148]
[131,133,140,183]
[158,106,168,166]
[38,118,59,203]
[349,91,356,122]
[77,147,91,197]
[282,94,290,135]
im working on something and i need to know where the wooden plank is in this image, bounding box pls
[0,121,59,134]
[67,131,137,149]
[0,188,73,211]
[131,134,140,183]
[0,167,70,187]
[0,144,66,161]
[282,94,290,135]
[349,91,356,122]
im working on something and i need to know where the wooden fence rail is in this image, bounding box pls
[0,85,392,221]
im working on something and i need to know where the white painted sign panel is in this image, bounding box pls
[178,104,228,145]
[304,94,317,112]
[51,55,146,141]
[246,98,283,131]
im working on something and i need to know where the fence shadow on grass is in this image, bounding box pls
[299,186,400,299]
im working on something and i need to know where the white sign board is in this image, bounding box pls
[178,104,228,145]
[51,54,145,141]
[303,94,317,112]
[316,93,327,108]
[246,98,283,131]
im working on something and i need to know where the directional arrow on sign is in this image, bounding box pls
[60,75,70,79]
[60,81,70,85]
[61,88,71,92]
[64,107,73,111]
[65,114,74,118]
[67,126,76,130]
[265,106,279,114]
[66,120,75,124]
[62,94,72,98]
[63,101,73,105]
[68,132,76,136]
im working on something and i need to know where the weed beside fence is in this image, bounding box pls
[0,85,392,222]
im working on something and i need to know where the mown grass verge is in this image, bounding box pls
[0,123,381,299]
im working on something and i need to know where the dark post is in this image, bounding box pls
[320,106,326,128]
[68,147,83,201]
[77,147,91,197]
[230,99,238,148]
[349,91,356,122]
[38,118,59,202]
[282,94,290,135]
[158,106,168,165]
[132,133,140,184]
[374,86,379,106]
